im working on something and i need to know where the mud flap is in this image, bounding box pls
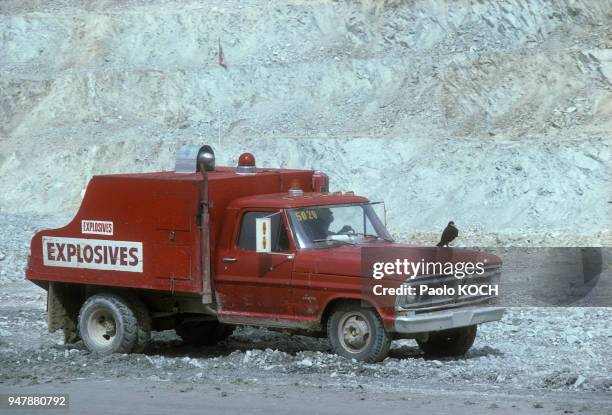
[48,282,83,344]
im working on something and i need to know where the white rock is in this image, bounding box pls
[298,357,313,367]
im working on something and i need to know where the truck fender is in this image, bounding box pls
[320,297,379,327]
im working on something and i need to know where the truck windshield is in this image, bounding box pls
[286,203,393,249]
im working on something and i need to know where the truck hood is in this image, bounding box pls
[292,243,501,278]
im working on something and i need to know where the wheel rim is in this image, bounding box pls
[87,309,117,347]
[337,311,372,354]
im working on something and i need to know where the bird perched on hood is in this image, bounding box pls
[436,221,458,247]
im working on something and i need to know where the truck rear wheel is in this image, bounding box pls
[327,305,391,363]
[176,321,233,346]
[78,293,138,355]
[416,325,477,357]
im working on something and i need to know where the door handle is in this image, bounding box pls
[223,257,238,263]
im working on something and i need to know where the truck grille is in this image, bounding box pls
[395,266,501,312]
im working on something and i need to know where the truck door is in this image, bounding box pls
[215,210,296,323]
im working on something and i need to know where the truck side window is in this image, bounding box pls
[238,211,290,252]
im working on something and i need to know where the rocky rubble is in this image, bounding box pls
[1,214,609,393]
[0,302,610,393]
[1,132,610,236]
[1,0,611,238]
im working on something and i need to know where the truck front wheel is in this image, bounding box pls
[327,305,391,363]
[416,325,477,357]
[77,293,138,355]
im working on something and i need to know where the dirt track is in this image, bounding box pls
[2,378,611,415]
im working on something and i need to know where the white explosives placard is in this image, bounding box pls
[42,236,143,272]
[81,220,114,235]
[255,217,271,253]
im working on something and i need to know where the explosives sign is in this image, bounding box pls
[42,236,143,273]
[81,220,113,235]
[255,217,271,253]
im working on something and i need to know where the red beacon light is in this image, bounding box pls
[237,152,256,174]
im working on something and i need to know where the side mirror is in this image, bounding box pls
[255,217,272,253]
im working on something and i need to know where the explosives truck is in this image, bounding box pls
[26,145,504,362]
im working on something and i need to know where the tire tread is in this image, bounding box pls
[77,293,138,354]
[327,304,391,363]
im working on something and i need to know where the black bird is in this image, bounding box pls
[436,221,458,247]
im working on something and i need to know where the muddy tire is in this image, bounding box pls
[78,293,138,355]
[327,304,391,363]
[176,321,233,346]
[417,325,477,357]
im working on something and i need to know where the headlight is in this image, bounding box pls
[395,282,418,310]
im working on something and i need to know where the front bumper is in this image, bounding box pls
[393,306,505,334]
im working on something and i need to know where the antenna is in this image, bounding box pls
[216,36,227,147]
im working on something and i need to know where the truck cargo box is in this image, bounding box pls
[27,167,316,294]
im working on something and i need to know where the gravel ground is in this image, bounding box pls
[0,286,611,395]
[1,214,611,398]
[0,215,611,414]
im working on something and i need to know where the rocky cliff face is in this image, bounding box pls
[0,0,610,238]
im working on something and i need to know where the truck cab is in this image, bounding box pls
[26,145,504,362]
[214,193,388,326]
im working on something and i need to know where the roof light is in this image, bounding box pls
[197,145,215,172]
[175,144,215,173]
[312,171,329,192]
[237,152,256,174]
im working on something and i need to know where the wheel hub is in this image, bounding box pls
[88,310,117,346]
[339,313,371,353]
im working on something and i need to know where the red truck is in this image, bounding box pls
[26,145,504,362]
